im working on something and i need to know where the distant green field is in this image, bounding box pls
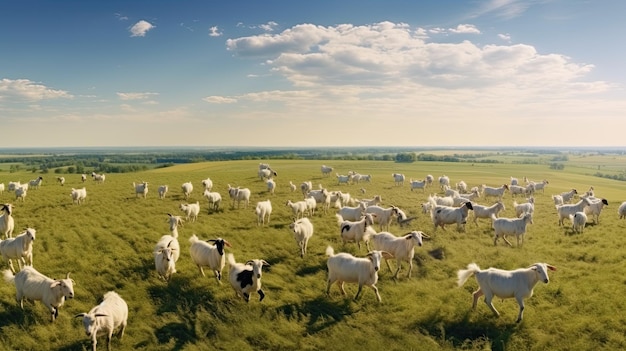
[0,157,625,350]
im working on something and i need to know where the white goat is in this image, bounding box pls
[289,181,297,192]
[288,217,314,258]
[457,262,556,323]
[371,230,428,279]
[409,179,427,192]
[513,197,535,218]
[492,213,533,247]
[133,181,148,199]
[471,201,506,226]
[189,235,231,283]
[321,165,334,177]
[203,190,222,213]
[75,291,128,351]
[227,253,269,302]
[569,211,587,233]
[286,199,308,219]
[70,187,87,205]
[304,196,317,217]
[325,246,392,302]
[336,213,375,251]
[336,174,351,185]
[158,185,168,199]
[179,202,200,222]
[255,200,272,226]
[365,205,399,231]
[227,184,250,209]
[552,194,564,206]
[258,168,277,180]
[29,176,43,189]
[0,227,36,273]
[557,197,592,226]
[425,174,434,187]
[15,185,27,202]
[584,198,609,224]
[431,202,474,232]
[166,214,184,238]
[91,172,106,184]
[560,189,578,204]
[3,267,74,322]
[81,174,87,182]
[201,177,213,191]
[57,176,66,186]
[266,178,276,195]
[360,195,382,207]
[619,201,626,219]
[0,204,15,238]
[8,181,21,192]
[392,173,405,186]
[438,175,450,190]
[482,184,509,201]
[337,202,366,222]
[181,182,194,200]
[154,238,178,281]
[0,183,3,194]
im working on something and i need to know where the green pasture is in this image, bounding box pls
[0,159,625,350]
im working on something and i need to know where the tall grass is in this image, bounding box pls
[0,159,625,350]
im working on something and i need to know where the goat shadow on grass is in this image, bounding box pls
[276,297,353,335]
[148,275,218,316]
[56,340,91,351]
[413,310,517,351]
[0,303,37,328]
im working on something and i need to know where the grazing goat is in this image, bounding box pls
[203,190,222,213]
[288,217,314,258]
[438,175,450,190]
[557,197,592,226]
[227,184,250,209]
[619,201,626,219]
[336,213,375,251]
[300,181,313,195]
[529,179,549,193]
[392,173,405,186]
[227,253,269,302]
[201,177,213,191]
[371,231,428,279]
[471,201,506,226]
[189,235,231,283]
[258,168,276,180]
[91,172,106,184]
[180,202,200,222]
[325,246,392,302]
[0,204,15,239]
[266,178,276,195]
[70,187,87,205]
[425,174,434,187]
[0,227,36,273]
[431,202,474,232]
[365,205,399,231]
[492,213,533,247]
[482,184,509,201]
[288,181,297,192]
[552,194,564,206]
[457,262,556,323]
[158,185,168,199]
[56,176,66,186]
[584,198,609,224]
[133,181,148,199]
[166,214,184,238]
[321,165,334,177]
[337,202,367,222]
[409,179,427,192]
[81,174,87,182]
[181,182,193,200]
[560,189,578,204]
[336,174,351,185]
[15,185,27,202]
[75,291,128,351]
[29,176,43,189]
[255,200,272,226]
[3,267,74,322]
[513,197,535,218]
[286,200,307,219]
[570,212,587,233]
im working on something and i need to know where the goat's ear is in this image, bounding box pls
[546,264,557,271]
[74,313,86,318]
[50,281,61,288]
[261,260,270,267]
[95,313,109,317]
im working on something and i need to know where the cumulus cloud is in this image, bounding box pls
[209,26,222,37]
[203,96,237,104]
[117,92,159,100]
[259,21,279,32]
[449,24,481,34]
[130,20,155,37]
[0,78,73,101]
[498,33,512,42]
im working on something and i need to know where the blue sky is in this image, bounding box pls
[1,0,625,148]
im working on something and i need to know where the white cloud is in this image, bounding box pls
[130,20,155,37]
[203,96,237,104]
[117,92,159,100]
[115,13,128,21]
[259,21,279,32]
[0,78,73,101]
[209,26,222,37]
[449,24,481,34]
[498,33,511,42]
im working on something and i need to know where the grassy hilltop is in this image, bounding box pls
[0,154,626,351]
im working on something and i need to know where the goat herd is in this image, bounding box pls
[1,163,626,350]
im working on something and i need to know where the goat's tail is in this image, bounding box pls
[457,263,480,287]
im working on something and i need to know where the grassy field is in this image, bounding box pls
[1,158,626,350]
